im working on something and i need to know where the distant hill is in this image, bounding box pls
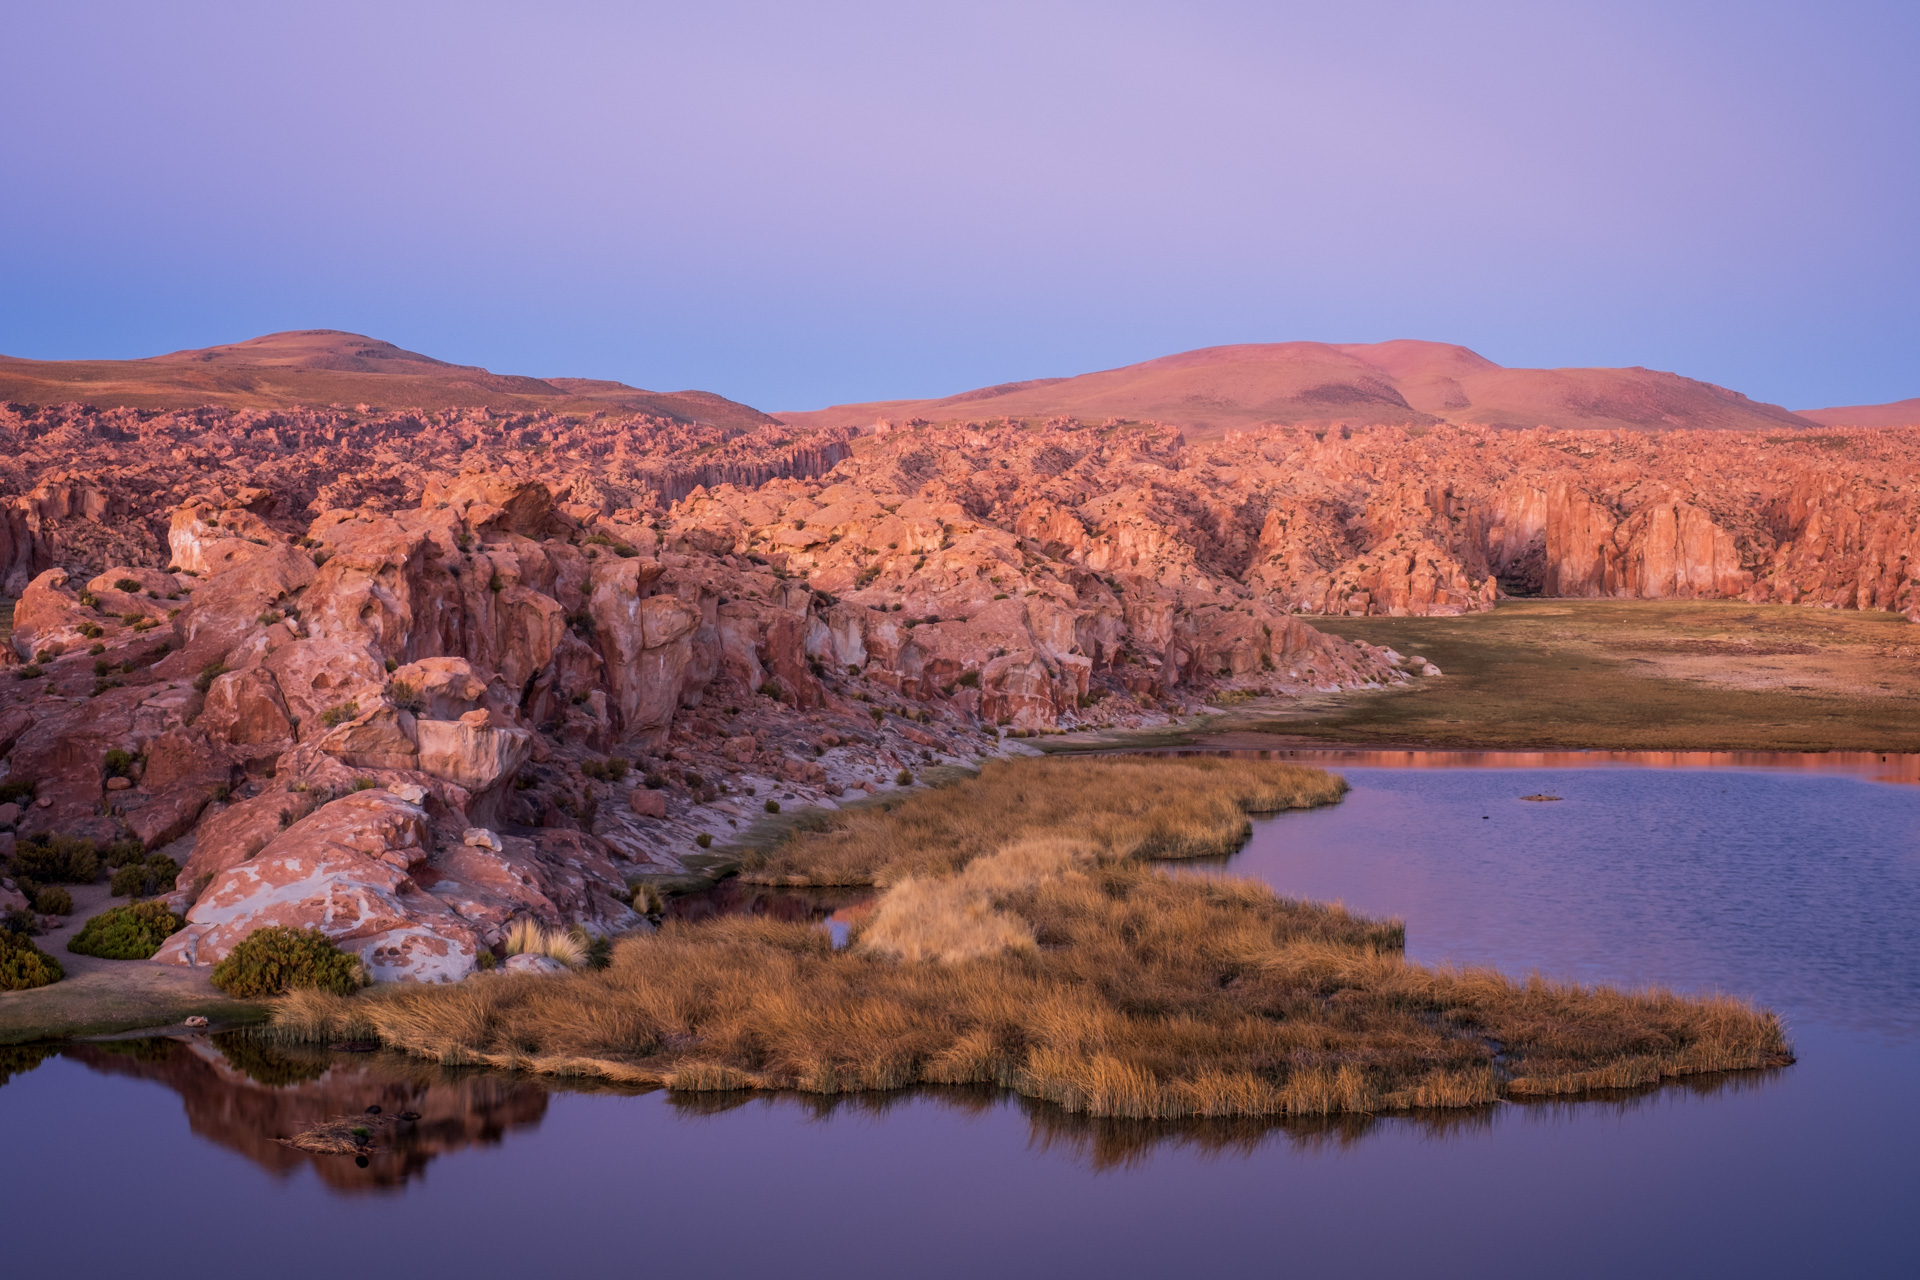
[0,329,777,430]
[777,340,1826,436]
[1799,398,1920,427]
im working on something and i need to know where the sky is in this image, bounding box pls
[2,0,1915,412]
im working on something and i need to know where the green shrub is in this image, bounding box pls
[351,778,376,791]
[388,678,422,712]
[109,853,179,899]
[32,886,73,915]
[319,700,359,728]
[193,661,228,693]
[78,590,100,608]
[694,832,713,848]
[581,757,631,782]
[112,577,141,592]
[764,799,781,814]
[15,664,42,680]
[103,748,135,777]
[0,778,35,806]
[12,835,100,884]
[101,838,146,868]
[958,669,981,688]
[210,926,364,998]
[896,769,914,786]
[67,901,184,959]
[0,929,63,990]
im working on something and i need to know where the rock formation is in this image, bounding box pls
[0,382,1913,983]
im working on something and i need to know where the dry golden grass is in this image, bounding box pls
[743,755,1348,886]
[504,919,587,968]
[266,758,1791,1119]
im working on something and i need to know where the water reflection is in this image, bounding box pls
[51,1035,550,1192]
[1153,743,1920,785]
[6,1027,1790,1190]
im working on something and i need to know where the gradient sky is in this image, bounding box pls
[2,1,1915,412]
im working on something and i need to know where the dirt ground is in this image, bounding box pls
[1,881,264,1044]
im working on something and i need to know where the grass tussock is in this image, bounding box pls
[743,756,1348,886]
[265,758,1791,1120]
[504,919,587,968]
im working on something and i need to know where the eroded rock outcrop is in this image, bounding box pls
[2,399,1912,980]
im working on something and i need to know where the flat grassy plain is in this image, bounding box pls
[268,757,1792,1119]
[1164,600,1920,753]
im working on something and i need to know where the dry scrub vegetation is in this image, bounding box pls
[743,755,1347,885]
[267,757,1792,1119]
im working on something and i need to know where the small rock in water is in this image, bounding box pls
[1520,794,1563,802]
[183,1015,209,1028]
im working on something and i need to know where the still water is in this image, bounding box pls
[4,757,1916,1279]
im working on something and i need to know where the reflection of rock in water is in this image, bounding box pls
[62,1036,550,1192]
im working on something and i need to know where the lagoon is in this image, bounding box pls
[4,757,1915,1278]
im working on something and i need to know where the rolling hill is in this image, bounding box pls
[1799,398,1920,427]
[776,340,1827,436]
[0,329,777,429]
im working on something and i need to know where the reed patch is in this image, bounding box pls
[264,757,1791,1118]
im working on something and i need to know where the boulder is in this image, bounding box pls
[155,789,481,982]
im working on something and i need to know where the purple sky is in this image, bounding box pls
[3,1,1914,412]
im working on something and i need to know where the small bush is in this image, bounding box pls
[77,621,103,638]
[644,772,665,790]
[67,901,184,959]
[582,757,631,782]
[0,778,35,805]
[12,835,100,884]
[896,770,915,786]
[113,578,141,592]
[103,748,135,777]
[870,708,884,723]
[193,661,228,693]
[110,853,179,899]
[102,838,146,867]
[319,700,360,728]
[78,590,100,608]
[694,832,713,848]
[758,680,784,701]
[488,572,504,592]
[351,778,376,792]
[211,926,365,998]
[32,886,73,915]
[15,665,43,680]
[764,799,781,814]
[88,643,105,655]
[388,678,422,712]
[0,930,62,990]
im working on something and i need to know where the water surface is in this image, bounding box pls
[3,757,1914,1278]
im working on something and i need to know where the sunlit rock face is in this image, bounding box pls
[1,397,1912,969]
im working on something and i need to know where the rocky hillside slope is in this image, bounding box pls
[0,394,1913,987]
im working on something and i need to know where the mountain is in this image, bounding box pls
[0,329,777,430]
[1799,398,1920,427]
[777,340,1824,436]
